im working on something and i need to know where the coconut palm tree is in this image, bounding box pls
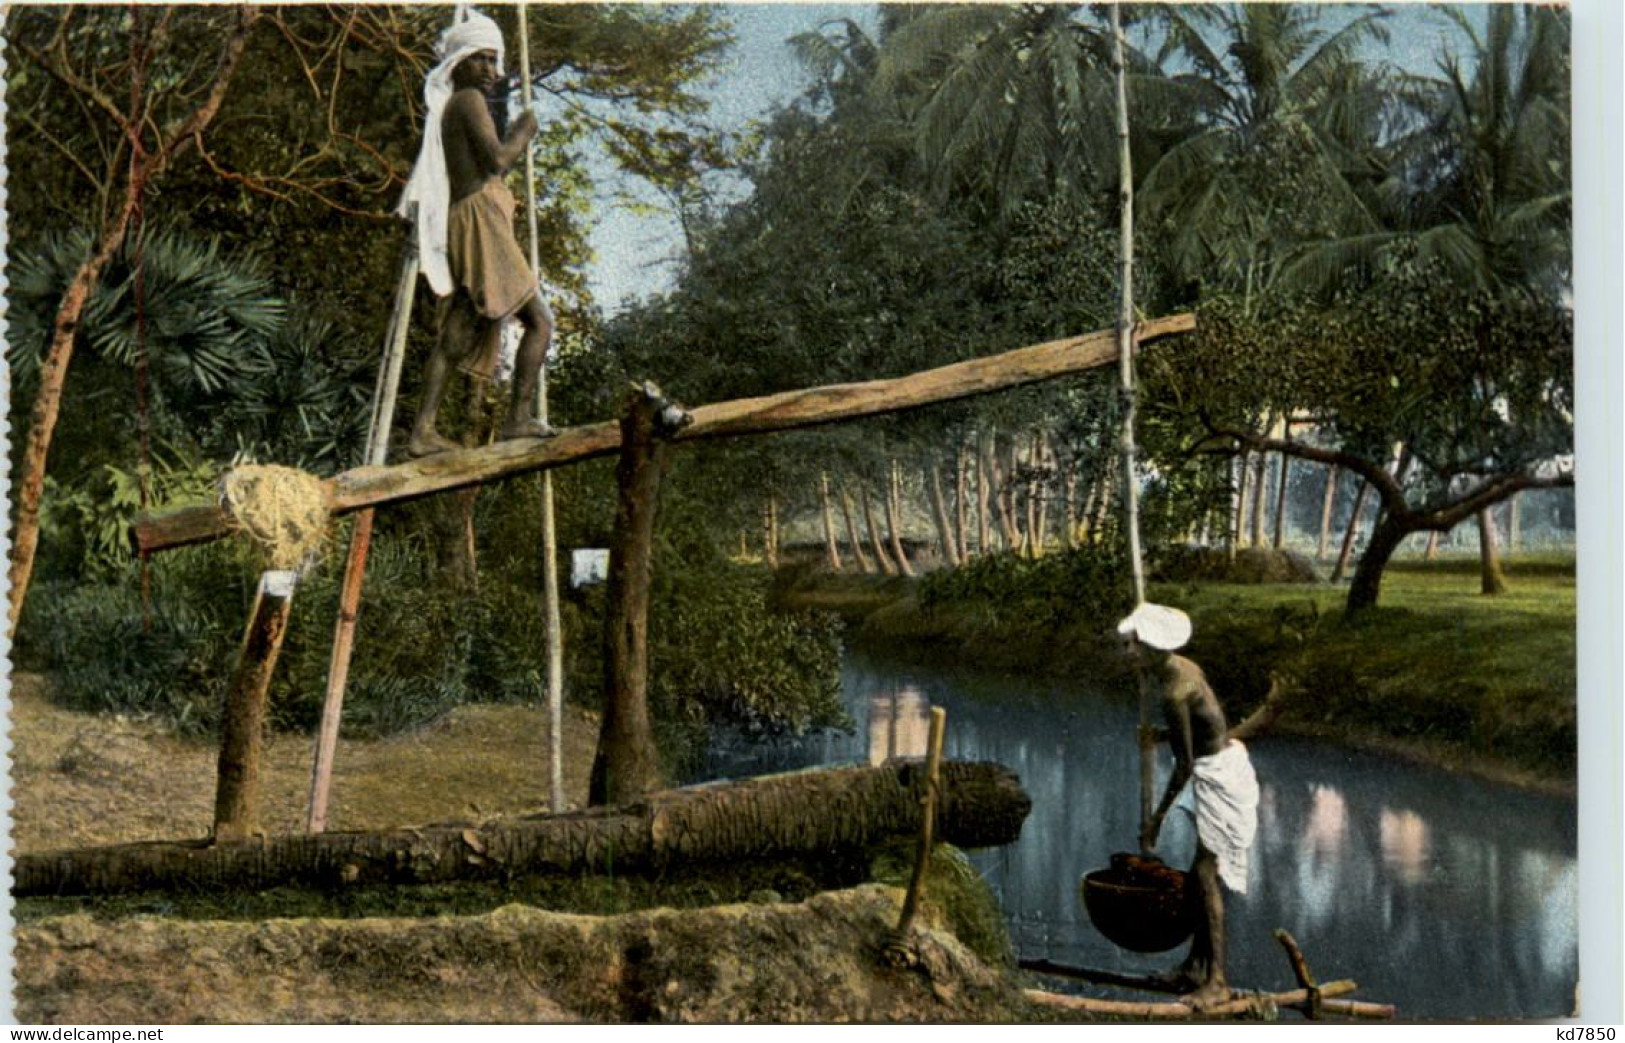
[1282,5,1570,596]
[1139,3,1394,306]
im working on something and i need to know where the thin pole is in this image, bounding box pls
[518,4,566,813]
[307,241,418,833]
[1110,6,1153,839]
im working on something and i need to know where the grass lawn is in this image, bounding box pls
[1171,555,1575,785]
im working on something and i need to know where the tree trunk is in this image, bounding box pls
[1477,509,1508,595]
[1092,469,1116,544]
[9,8,257,636]
[1346,514,1412,613]
[839,486,874,574]
[1316,465,1339,562]
[1330,480,1370,584]
[885,461,915,577]
[1063,470,1079,550]
[762,497,779,569]
[1009,439,1028,555]
[927,457,961,568]
[1078,475,1099,545]
[135,315,1197,556]
[819,472,843,571]
[862,488,897,575]
[1508,493,1522,553]
[975,438,992,555]
[1032,432,1051,558]
[590,390,677,806]
[214,571,298,842]
[1229,452,1248,559]
[1272,450,1291,550]
[985,440,1021,552]
[954,441,971,561]
[1249,445,1270,548]
[1425,530,1440,561]
[16,760,1032,898]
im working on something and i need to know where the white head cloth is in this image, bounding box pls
[1115,602,1192,651]
[397,7,506,297]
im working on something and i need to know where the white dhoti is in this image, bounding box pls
[1180,740,1260,894]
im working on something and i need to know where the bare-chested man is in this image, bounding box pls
[1119,602,1260,1008]
[398,10,555,457]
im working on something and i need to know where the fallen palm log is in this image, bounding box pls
[14,759,1030,898]
[132,315,1194,555]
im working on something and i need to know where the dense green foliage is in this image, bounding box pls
[8,5,1574,766]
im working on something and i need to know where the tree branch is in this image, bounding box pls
[152,7,260,174]
[1205,420,1408,511]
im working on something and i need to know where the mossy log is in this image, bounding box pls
[14,759,1030,897]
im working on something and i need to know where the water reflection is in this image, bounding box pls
[696,649,1578,1019]
[868,684,931,765]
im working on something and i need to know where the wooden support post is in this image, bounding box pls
[215,570,297,842]
[589,385,686,806]
[893,706,947,938]
[306,238,418,834]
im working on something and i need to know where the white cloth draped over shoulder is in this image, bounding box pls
[1180,740,1260,894]
[397,8,506,298]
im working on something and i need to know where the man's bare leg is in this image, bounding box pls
[408,343,461,457]
[1179,847,1230,1008]
[501,293,556,440]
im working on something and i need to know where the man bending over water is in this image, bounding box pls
[1120,602,1260,1008]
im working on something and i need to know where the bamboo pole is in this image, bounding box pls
[1110,5,1154,840]
[517,5,566,812]
[306,240,418,834]
[1024,980,1364,1020]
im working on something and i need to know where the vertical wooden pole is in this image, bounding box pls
[216,571,298,842]
[517,5,566,812]
[589,390,672,806]
[894,706,947,938]
[1110,4,1153,838]
[307,242,418,834]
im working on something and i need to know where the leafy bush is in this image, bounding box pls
[19,578,233,736]
[917,545,1130,632]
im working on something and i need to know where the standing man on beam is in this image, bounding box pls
[399,7,557,457]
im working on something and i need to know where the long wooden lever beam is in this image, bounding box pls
[132,313,1194,555]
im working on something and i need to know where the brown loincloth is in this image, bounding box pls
[440,177,537,379]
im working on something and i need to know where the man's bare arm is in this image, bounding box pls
[448,89,536,177]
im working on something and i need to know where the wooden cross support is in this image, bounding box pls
[131,315,1195,557]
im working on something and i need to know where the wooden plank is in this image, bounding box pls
[132,315,1194,555]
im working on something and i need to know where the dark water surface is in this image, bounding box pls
[696,648,1578,1020]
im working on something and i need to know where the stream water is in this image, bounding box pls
[695,647,1578,1020]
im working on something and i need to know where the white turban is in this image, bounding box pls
[1116,602,1192,651]
[397,7,507,297]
